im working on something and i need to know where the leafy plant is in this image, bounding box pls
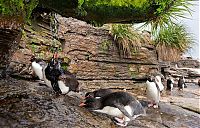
[154,24,194,61]
[144,0,192,34]
[0,0,38,21]
[110,24,145,57]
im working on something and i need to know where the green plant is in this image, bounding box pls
[0,0,38,22]
[144,0,192,34]
[110,24,145,57]
[31,43,37,53]
[100,40,112,51]
[154,24,194,61]
[61,63,68,71]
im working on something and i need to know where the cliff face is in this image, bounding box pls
[6,15,159,91]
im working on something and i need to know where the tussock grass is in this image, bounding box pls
[154,24,194,61]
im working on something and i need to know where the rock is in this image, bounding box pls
[160,59,200,85]
[6,15,159,88]
[0,77,199,128]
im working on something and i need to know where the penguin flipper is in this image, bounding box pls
[114,103,132,120]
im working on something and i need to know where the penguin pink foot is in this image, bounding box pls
[148,101,158,108]
[113,117,128,127]
[114,117,124,124]
[147,101,154,107]
[153,104,159,108]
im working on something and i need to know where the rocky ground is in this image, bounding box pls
[0,77,199,128]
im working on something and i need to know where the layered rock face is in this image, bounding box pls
[160,59,200,84]
[0,17,23,77]
[6,15,159,90]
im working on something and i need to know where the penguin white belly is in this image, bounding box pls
[32,62,43,80]
[42,67,52,88]
[170,83,173,90]
[146,81,160,103]
[182,84,184,89]
[94,105,132,121]
[58,81,69,94]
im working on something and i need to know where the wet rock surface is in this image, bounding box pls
[0,77,199,128]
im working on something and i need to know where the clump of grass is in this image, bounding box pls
[144,0,192,34]
[110,24,147,57]
[154,24,194,61]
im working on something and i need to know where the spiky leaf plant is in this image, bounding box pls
[110,24,149,58]
[144,0,192,34]
[154,24,193,61]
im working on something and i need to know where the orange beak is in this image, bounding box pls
[79,102,86,107]
[54,52,58,59]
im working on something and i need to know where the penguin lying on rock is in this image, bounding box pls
[80,91,146,126]
[85,88,113,99]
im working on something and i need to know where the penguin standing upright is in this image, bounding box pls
[79,91,146,126]
[30,56,47,80]
[146,75,160,108]
[166,76,174,91]
[43,57,61,92]
[43,58,80,94]
[178,76,186,90]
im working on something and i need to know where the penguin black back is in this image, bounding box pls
[178,76,185,89]
[60,70,79,92]
[85,88,112,99]
[166,78,173,90]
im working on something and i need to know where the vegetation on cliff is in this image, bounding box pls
[0,0,38,21]
[110,24,148,57]
[1,0,192,26]
[154,24,194,61]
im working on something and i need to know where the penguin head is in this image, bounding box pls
[30,56,36,62]
[79,98,101,110]
[48,58,56,69]
[85,92,94,99]
[147,75,154,82]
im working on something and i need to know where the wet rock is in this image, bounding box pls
[0,78,199,128]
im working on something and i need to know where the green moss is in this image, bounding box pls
[61,63,68,71]
[0,0,38,22]
[128,64,140,79]
[31,44,37,53]
[83,0,151,24]
[85,0,147,8]
[99,40,112,51]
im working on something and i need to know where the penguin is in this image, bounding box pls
[154,75,164,92]
[146,75,160,108]
[79,91,146,126]
[178,76,186,90]
[198,79,200,86]
[30,56,46,80]
[43,57,61,92]
[44,58,80,94]
[85,88,113,99]
[166,76,174,91]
